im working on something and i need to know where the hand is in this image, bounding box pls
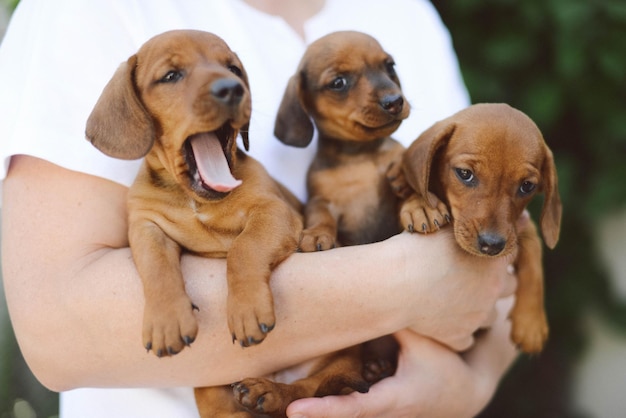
[399,229,518,351]
[286,297,518,418]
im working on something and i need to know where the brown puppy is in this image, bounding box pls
[275,30,410,250]
[85,30,303,416]
[399,103,562,353]
[212,30,406,417]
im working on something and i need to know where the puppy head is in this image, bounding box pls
[274,30,410,147]
[86,30,251,201]
[403,103,562,256]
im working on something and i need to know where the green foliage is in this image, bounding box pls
[3,0,19,12]
[434,0,626,217]
[432,1,626,416]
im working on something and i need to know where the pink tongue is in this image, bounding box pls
[190,133,241,192]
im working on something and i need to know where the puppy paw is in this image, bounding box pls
[400,193,450,233]
[363,358,395,384]
[510,307,549,354]
[227,283,275,347]
[316,371,370,396]
[142,295,198,357]
[233,379,287,415]
[386,159,412,199]
[299,227,336,252]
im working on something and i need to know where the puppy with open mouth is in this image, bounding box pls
[86,30,304,416]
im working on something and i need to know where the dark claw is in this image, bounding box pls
[167,346,178,356]
[422,223,427,232]
[408,223,414,233]
[316,243,323,251]
[156,348,164,358]
[145,342,152,353]
[183,335,195,346]
[232,333,237,344]
[434,219,440,229]
[191,303,200,312]
[235,383,249,394]
[445,214,451,223]
[260,323,274,334]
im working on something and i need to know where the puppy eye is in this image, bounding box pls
[328,76,348,91]
[519,181,536,195]
[159,70,184,83]
[455,168,476,186]
[385,60,397,77]
[228,65,243,78]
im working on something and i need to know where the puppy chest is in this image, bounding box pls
[164,203,246,254]
[312,164,399,244]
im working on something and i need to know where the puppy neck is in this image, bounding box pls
[317,135,386,156]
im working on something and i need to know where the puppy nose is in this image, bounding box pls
[477,232,506,256]
[381,94,404,115]
[211,78,244,105]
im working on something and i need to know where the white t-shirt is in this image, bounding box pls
[0,0,469,416]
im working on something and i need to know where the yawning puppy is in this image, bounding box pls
[86,29,303,417]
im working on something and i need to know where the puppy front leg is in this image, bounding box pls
[233,347,368,417]
[195,385,253,418]
[300,195,338,251]
[129,220,198,356]
[509,220,549,353]
[399,192,450,234]
[227,204,301,347]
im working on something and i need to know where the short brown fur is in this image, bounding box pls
[275,30,410,250]
[399,103,562,353]
[210,31,409,417]
[85,30,304,416]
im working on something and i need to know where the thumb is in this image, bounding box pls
[286,379,393,418]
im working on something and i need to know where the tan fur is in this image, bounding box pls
[206,31,408,417]
[399,103,562,353]
[275,30,409,250]
[85,30,303,417]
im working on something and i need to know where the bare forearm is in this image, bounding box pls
[2,156,509,392]
[3,231,424,391]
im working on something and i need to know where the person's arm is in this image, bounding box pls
[2,155,510,392]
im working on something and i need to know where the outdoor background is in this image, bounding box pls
[1,0,626,417]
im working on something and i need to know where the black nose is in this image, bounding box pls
[211,78,244,105]
[477,232,506,256]
[381,94,404,115]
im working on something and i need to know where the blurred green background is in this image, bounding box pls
[432,1,626,417]
[1,0,625,417]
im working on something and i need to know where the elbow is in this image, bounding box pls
[10,321,79,392]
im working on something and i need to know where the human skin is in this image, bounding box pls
[2,155,515,392]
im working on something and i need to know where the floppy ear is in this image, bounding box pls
[85,55,155,160]
[539,144,562,249]
[274,74,314,147]
[241,123,250,151]
[402,120,456,208]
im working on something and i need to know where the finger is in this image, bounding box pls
[287,388,385,418]
[499,264,517,298]
[463,296,518,401]
[447,334,475,352]
[479,307,498,329]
